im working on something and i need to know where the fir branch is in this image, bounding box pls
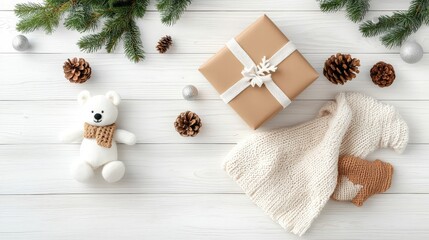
[78,32,108,53]
[157,0,192,25]
[345,0,370,22]
[319,0,429,47]
[14,2,44,16]
[77,13,126,54]
[15,0,191,62]
[64,4,99,32]
[359,0,429,47]
[381,23,415,47]
[46,0,70,4]
[133,0,150,17]
[15,2,72,33]
[103,1,146,60]
[360,14,405,37]
[104,16,127,53]
[319,0,370,22]
[319,0,347,12]
[124,20,145,62]
[78,1,146,62]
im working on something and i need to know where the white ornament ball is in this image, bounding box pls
[371,17,379,24]
[182,85,198,100]
[12,35,30,51]
[400,41,423,64]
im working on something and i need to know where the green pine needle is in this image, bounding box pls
[319,0,347,12]
[319,0,429,48]
[359,0,429,48]
[15,0,191,63]
[124,20,145,62]
[157,0,192,25]
[381,25,414,47]
[78,32,108,53]
[64,5,99,32]
[15,2,70,33]
[46,0,70,4]
[15,3,44,17]
[319,0,370,22]
[360,14,403,37]
[133,0,150,17]
[345,0,370,22]
[104,17,127,53]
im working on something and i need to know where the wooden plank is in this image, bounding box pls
[0,144,426,194]
[1,2,428,239]
[1,11,428,54]
[0,53,428,101]
[0,194,428,240]
[0,0,413,11]
[0,100,425,144]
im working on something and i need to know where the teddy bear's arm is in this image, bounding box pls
[114,129,137,145]
[59,128,84,143]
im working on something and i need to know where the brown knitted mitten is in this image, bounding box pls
[331,155,393,206]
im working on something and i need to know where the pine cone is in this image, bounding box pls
[323,53,360,85]
[63,58,92,84]
[370,61,396,87]
[174,111,202,137]
[156,35,173,53]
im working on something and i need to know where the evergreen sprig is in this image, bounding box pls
[360,0,429,47]
[15,1,71,33]
[157,0,192,25]
[318,0,429,48]
[14,0,192,62]
[319,0,370,22]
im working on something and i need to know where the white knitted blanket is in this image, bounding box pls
[223,92,409,236]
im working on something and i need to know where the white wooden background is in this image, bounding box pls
[1,0,429,239]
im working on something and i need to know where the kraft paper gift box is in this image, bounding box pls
[199,15,319,129]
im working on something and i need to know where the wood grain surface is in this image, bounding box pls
[1,0,428,239]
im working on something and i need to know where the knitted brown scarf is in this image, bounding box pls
[84,123,116,148]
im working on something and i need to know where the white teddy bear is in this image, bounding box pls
[59,90,136,183]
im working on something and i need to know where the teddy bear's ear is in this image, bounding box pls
[78,90,91,105]
[105,91,121,106]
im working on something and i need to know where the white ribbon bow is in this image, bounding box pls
[220,39,297,108]
[241,56,277,87]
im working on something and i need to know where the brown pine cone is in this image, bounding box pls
[156,35,173,53]
[63,58,92,84]
[323,53,360,85]
[370,61,396,87]
[174,111,202,137]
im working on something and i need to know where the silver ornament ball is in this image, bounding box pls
[371,17,379,24]
[12,35,30,51]
[182,85,198,100]
[400,41,423,64]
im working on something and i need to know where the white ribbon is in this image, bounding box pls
[220,38,297,108]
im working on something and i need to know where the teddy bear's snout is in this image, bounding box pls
[94,113,102,120]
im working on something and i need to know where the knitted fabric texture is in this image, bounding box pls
[84,123,116,148]
[331,155,393,206]
[223,92,409,236]
[332,92,409,202]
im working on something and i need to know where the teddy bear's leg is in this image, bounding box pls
[102,161,125,183]
[71,161,95,182]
